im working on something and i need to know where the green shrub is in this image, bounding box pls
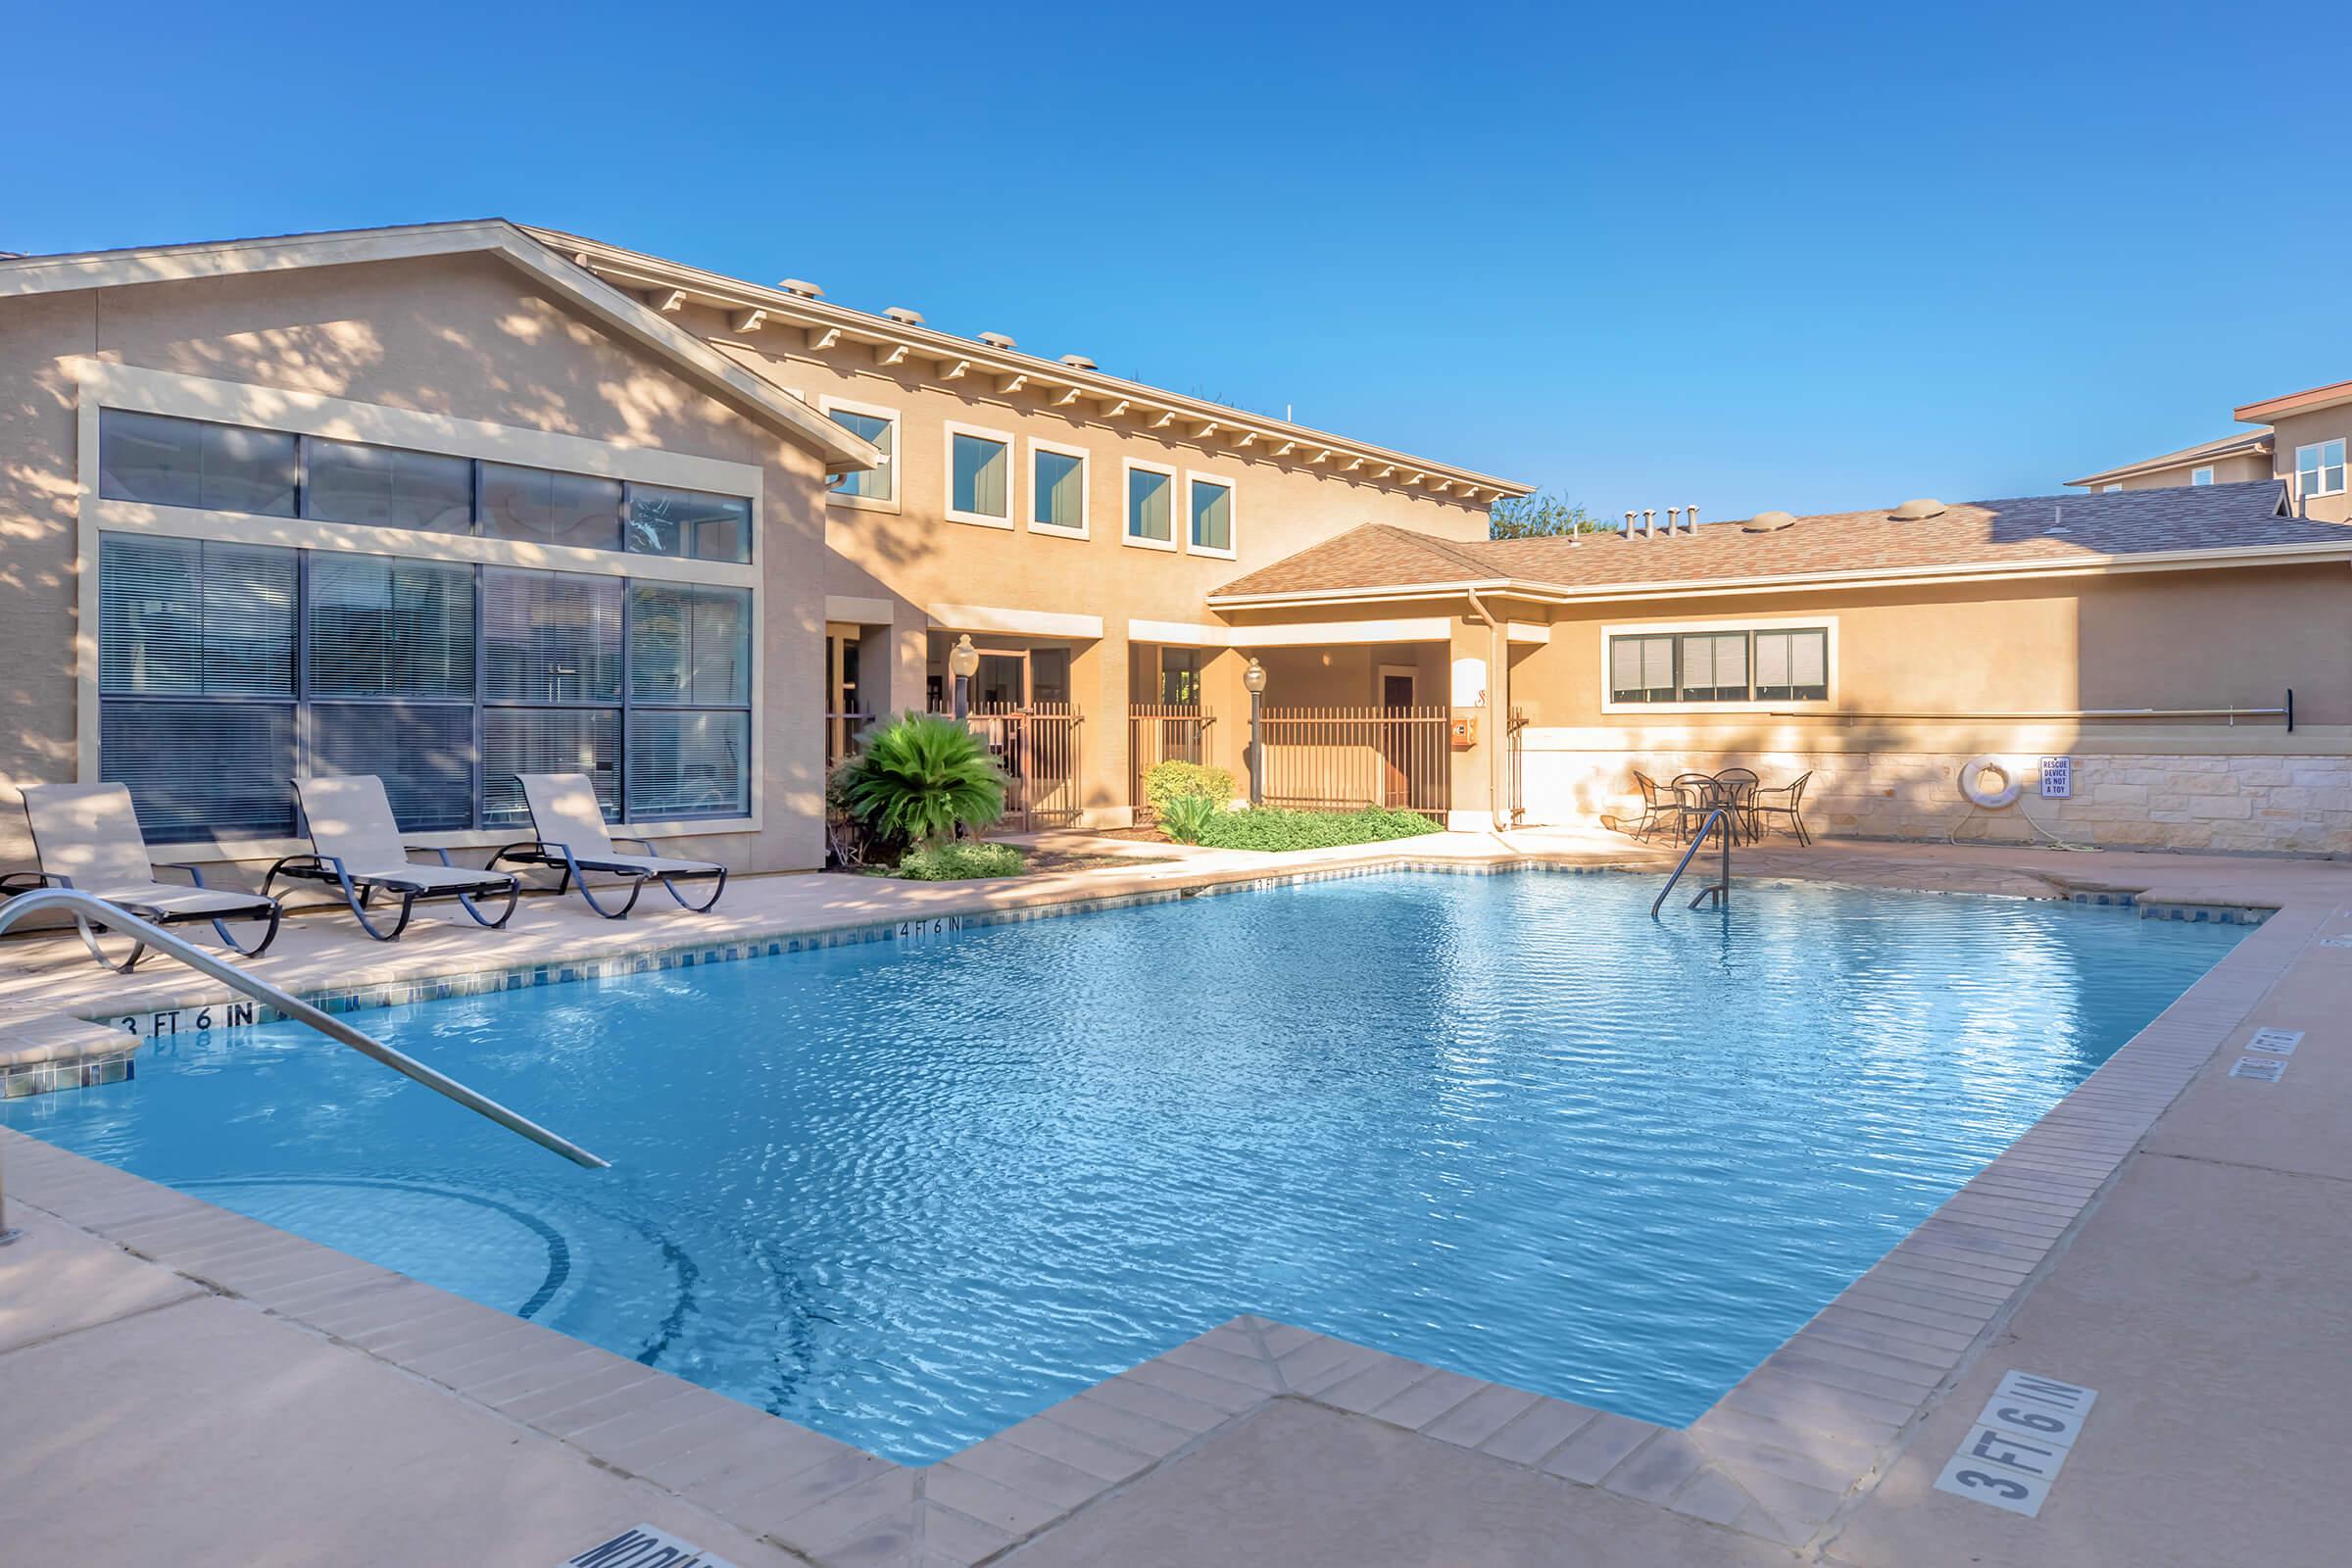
[882,842,1029,881]
[839,712,1005,850]
[1142,760,1235,815]
[1157,792,1223,844]
[1191,806,1442,853]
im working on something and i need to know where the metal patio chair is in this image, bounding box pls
[1668,772,1723,843]
[490,773,727,919]
[4,782,282,972]
[1627,769,1677,842]
[1749,771,1814,846]
[269,775,518,941]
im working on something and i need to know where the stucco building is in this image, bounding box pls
[2071,375,2352,523]
[2,220,2345,873]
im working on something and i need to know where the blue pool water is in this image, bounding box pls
[3,872,2237,1461]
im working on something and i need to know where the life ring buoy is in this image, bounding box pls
[1960,756,2022,808]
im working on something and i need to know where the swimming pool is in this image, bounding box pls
[1,870,2238,1461]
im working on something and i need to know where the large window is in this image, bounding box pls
[1031,440,1087,535]
[1188,473,1234,555]
[2297,438,2347,499]
[823,402,897,504]
[95,410,753,564]
[1607,625,1828,706]
[946,423,1012,526]
[1126,461,1175,549]
[96,533,753,842]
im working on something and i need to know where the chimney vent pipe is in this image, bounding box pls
[1687,505,1699,530]
[1642,509,1655,537]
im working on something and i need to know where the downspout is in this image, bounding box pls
[1463,589,1508,833]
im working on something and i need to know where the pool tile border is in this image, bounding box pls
[1,857,2322,1562]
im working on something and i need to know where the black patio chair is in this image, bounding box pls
[1749,771,1814,846]
[1712,767,1761,844]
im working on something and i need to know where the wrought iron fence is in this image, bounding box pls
[1258,705,1451,819]
[1504,707,1528,827]
[825,711,876,766]
[1129,705,1216,819]
[962,703,1084,831]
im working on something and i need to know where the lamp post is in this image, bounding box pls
[949,634,980,720]
[1243,657,1267,808]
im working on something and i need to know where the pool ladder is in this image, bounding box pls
[1652,808,1733,917]
[0,889,609,1199]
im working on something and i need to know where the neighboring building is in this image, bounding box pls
[1214,485,2352,854]
[2071,376,2352,523]
[0,220,1526,876]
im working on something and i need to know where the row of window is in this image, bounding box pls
[822,402,1235,554]
[98,410,756,564]
[1607,627,1830,705]
[97,533,752,842]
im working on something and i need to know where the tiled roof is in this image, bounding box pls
[2067,430,2273,488]
[1211,482,2346,602]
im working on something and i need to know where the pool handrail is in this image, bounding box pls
[0,887,609,1170]
[1652,808,1733,917]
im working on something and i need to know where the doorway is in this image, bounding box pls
[1377,664,1418,808]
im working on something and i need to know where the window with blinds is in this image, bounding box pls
[96,533,755,842]
[1606,626,1830,706]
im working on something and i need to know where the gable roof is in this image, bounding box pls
[2067,430,2273,489]
[1211,482,2349,606]
[524,225,1533,504]
[0,220,881,473]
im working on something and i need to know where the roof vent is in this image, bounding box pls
[882,306,924,325]
[1742,510,1797,532]
[977,331,1017,350]
[1058,353,1098,370]
[1888,497,1944,520]
[778,278,824,299]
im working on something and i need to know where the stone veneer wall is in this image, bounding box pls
[1519,735,2352,855]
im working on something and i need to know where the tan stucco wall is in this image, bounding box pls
[2269,407,2352,523]
[0,254,836,876]
[2106,452,2271,490]
[1484,563,2351,852]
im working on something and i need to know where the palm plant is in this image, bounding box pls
[840,712,1006,851]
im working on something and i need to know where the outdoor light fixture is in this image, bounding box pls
[1244,657,1267,806]
[949,634,980,720]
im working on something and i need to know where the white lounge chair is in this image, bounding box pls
[491,773,727,919]
[6,782,282,971]
[268,775,518,941]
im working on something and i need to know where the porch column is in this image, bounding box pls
[1070,637,1132,830]
[1446,614,1502,831]
[1201,647,1252,802]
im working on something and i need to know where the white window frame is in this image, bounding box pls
[2296,437,2347,499]
[68,359,764,858]
[1121,457,1179,553]
[943,419,1016,529]
[1025,436,1091,539]
[2190,466,2215,486]
[820,394,901,514]
[2101,483,2122,493]
[1183,467,1239,561]
[1597,614,1839,715]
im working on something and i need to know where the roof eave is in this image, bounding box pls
[1208,539,2352,612]
[2066,433,2274,488]
[2234,377,2352,424]
[527,226,1534,499]
[0,220,882,473]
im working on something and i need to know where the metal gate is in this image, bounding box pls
[969,703,1083,831]
[1258,705,1451,819]
[1128,704,1215,820]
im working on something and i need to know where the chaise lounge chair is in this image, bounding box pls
[490,773,727,919]
[4,782,282,971]
[268,775,518,941]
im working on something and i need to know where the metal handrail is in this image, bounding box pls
[1652,808,1733,918]
[0,889,608,1169]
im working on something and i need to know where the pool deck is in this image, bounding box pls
[5,831,2349,1564]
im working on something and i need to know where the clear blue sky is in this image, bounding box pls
[8,0,2344,522]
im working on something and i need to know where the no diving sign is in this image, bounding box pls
[562,1524,739,1568]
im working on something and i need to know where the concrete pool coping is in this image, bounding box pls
[5,833,2348,1563]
